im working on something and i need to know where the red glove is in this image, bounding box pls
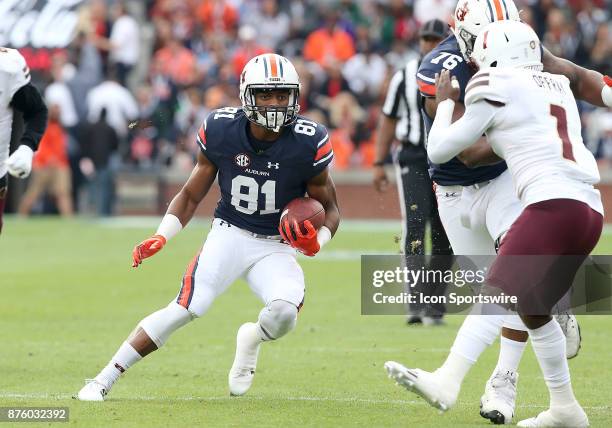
[132,235,167,267]
[604,75,612,87]
[279,219,320,257]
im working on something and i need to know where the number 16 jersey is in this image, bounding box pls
[197,107,333,235]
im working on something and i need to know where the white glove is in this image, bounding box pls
[7,145,34,178]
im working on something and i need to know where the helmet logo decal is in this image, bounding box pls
[235,153,251,168]
[456,1,469,21]
[529,40,536,50]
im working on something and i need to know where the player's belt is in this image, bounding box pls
[434,179,491,193]
[214,218,284,242]
[471,180,492,190]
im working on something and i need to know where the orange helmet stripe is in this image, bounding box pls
[492,0,504,20]
[269,54,279,77]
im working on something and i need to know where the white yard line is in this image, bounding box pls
[0,392,609,411]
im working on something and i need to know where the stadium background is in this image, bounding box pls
[3,0,611,220]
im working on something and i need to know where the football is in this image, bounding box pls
[280,197,325,234]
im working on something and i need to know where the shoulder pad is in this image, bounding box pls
[196,107,243,153]
[0,48,27,73]
[291,118,332,167]
[464,69,508,107]
[0,48,31,97]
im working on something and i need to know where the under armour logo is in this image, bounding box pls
[267,162,280,169]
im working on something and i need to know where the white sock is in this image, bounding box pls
[96,342,142,388]
[436,351,473,386]
[528,320,576,407]
[437,314,504,385]
[496,336,527,374]
[450,314,504,362]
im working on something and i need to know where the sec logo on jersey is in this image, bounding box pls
[235,153,251,168]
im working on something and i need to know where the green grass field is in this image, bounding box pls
[1,217,611,427]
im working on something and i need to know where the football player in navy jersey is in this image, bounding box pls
[385,0,612,424]
[77,54,340,401]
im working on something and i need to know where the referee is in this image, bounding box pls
[373,19,452,325]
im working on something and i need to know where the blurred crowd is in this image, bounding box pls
[21,0,611,215]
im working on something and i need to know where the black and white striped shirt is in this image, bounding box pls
[382,57,425,150]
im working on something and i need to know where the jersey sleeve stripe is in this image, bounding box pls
[416,72,436,83]
[418,80,436,96]
[315,140,332,161]
[466,79,490,94]
[313,150,334,167]
[317,133,329,148]
[466,75,490,91]
[466,79,488,93]
[196,125,207,151]
[473,71,490,79]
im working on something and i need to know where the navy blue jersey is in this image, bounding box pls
[196,107,333,235]
[417,35,507,186]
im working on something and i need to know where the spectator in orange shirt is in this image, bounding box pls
[19,104,73,216]
[154,36,198,86]
[303,9,355,67]
[196,0,238,35]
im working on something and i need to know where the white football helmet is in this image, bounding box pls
[239,54,300,132]
[472,21,542,70]
[453,0,520,60]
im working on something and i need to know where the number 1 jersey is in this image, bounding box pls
[197,107,333,235]
[464,68,602,214]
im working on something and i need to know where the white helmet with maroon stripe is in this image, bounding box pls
[472,21,542,70]
[453,0,520,61]
[239,54,300,132]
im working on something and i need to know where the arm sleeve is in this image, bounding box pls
[382,70,405,118]
[10,83,48,151]
[427,99,498,164]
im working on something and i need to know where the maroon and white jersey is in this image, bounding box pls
[464,68,602,214]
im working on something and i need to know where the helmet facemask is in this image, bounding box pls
[458,27,478,60]
[243,85,300,133]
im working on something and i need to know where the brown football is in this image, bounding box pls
[280,197,325,235]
